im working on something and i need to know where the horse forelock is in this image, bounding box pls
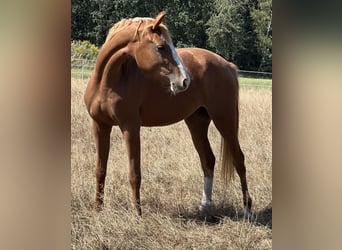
[158,26,172,43]
[105,17,171,44]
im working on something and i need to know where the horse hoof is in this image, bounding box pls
[199,202,214,213]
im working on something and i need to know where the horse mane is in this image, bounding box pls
[105,17,171,44]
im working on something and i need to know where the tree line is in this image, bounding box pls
[72,0,272,72]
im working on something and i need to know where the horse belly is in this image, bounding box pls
[140,108,191,126]
[140,99,199,126]
[139,77,204,126]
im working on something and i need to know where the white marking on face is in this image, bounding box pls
[200,176,213,208]
[160,35,190,92]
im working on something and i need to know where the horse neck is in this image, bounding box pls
[93,28,136,85]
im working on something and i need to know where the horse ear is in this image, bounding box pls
[152,11,166,30]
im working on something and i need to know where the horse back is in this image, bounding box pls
[177,48,239,94]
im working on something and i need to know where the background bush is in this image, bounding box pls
[71,0,272,72]
[71,40,99,63]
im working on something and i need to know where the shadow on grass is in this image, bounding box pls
[174,202,272,229]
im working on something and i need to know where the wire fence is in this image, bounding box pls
[71,58,96,80]
[71,58,272,88]
[238,70,272,79]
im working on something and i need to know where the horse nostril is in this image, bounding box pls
[183,78,189,88]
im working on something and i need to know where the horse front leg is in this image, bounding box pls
[121,123,142,216]
[92,120,112,211]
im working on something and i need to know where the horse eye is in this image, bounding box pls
[157,44,165,50]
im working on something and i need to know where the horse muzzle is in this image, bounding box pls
[170,76,190,94]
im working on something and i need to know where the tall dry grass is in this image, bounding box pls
[71,78,272,249]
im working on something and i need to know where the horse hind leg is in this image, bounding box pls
[233,143,253,218]
[185,108,215,212]
[92,120,112,211]
[211,111,252,218]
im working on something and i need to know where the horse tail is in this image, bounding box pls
[230,62,240,131]
[220,137,235,185]
[220,62,240,186]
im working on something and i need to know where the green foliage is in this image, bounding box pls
[71,40,99,62]
[163,0,213,48]
[90,0,141,45]
[233,0,261,71]
[72,0,96,41]
[71,0,272,71]
[206,0,244,60]
[251,0,272,71]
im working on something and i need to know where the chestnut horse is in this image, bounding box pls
[84,11,252,217]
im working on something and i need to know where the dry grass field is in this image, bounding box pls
[71,78,272,249]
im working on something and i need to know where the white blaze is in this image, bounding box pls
[167,40,189,81]
[161,35,189,91]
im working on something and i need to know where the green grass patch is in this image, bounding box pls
[71,68,93,79]
[239,77,272,87]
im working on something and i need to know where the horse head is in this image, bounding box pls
[133,11,190,94]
